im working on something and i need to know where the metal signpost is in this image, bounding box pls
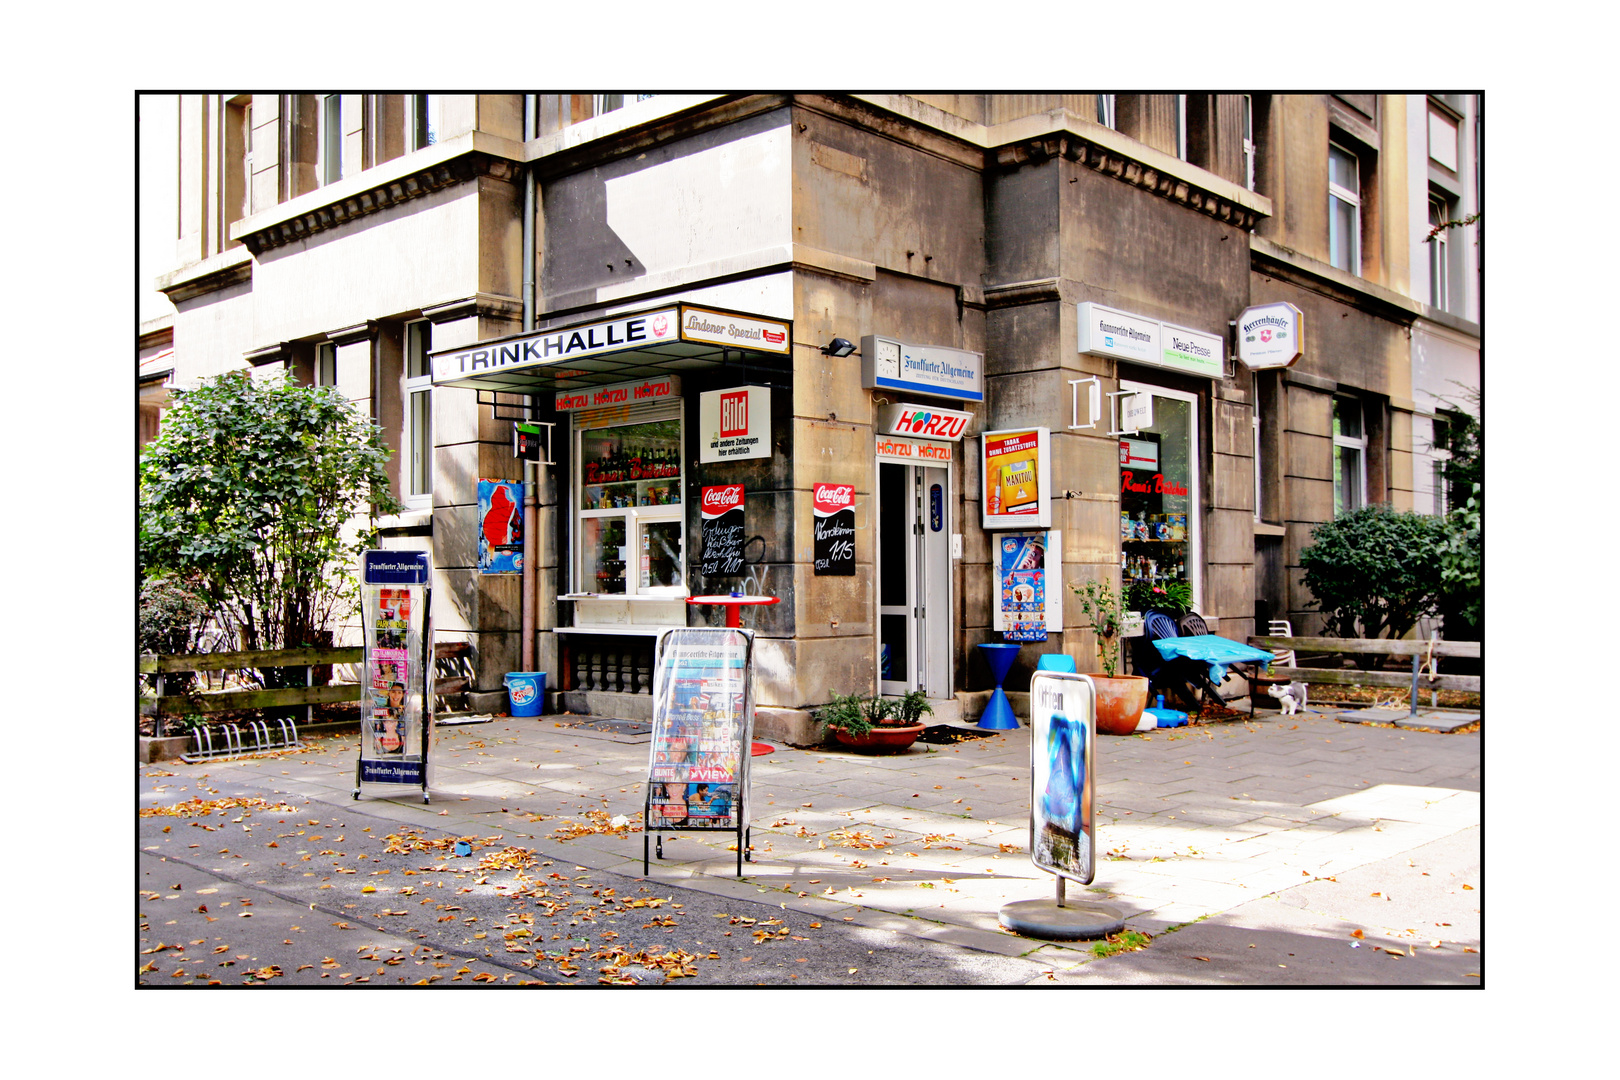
[644,627,755,876]
[999,670,1126,939]
[353,550,433,805]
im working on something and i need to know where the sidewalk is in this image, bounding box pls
[138,698,1480,985]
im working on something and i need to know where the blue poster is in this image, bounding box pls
[999,533,1048,641]
[478,479,524,574]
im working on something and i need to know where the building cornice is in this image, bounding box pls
[1251,235,1424,325]
[155,248,253,305]
[232,137,524,257]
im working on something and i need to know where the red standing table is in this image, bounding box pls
[686,594,780,628]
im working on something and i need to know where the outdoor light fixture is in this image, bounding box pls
[821,337,856,358]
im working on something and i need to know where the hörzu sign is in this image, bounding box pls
[554,375,681,412]
[876,403,973,442]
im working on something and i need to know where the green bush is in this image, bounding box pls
[139,575,210,657]
[1298,505,1448,644]
[139,371,401,679]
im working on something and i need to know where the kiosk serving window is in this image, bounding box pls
[574,411,685,595]
[1118,381,1199,612]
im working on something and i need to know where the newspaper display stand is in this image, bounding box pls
[999,670,1126,939]
[644,627,755,876]
[353,551,433,804]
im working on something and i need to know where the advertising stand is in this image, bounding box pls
[644,627,755,876]
[999,671,1126,939]
[353,551,433,804]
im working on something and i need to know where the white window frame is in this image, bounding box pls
[1175,94,1189,161]
[1241,94,1256,191]
[1119,379,1201,612]
[571,405,687,598]
[1428,194,1451,311]
[403,320,433,508]
[1428,107,1459,172]
[1328,141,1361,273]
[315,341,337,388]
[1332,396,1367,516]
[319,93,342,186]
[408,94,438,151]
[1096,94,1116,130]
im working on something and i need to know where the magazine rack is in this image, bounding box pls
[643,627,755,877]
[353,551,434,805]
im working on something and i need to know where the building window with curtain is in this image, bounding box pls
[1332,396,1366,515]
[404,320,433,505]
[316,341,337,387]
[1096,94,1116,130]
[1328,142,1360,273]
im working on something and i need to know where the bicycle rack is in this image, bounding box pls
[181,715,304,762]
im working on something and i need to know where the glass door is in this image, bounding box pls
[877,462,951,698]
[1118,381,1200,614]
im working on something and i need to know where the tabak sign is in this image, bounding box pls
[700,485,747,578]
[982,428,1053,530]
[812,483,856,576]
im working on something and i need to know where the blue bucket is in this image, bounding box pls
[503,672,546,717]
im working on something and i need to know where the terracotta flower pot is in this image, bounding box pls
[1089,674,1150,735]
[831,722,926,753]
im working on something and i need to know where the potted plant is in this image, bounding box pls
[1126,579,1193,618]
[1071,578,1150,735]
[816,690,932,752]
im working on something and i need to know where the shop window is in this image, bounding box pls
[1332,396,1366,515]
[1118,382,1199,612]
[404,320,433,505]
[574,415,684,596]
[1328,141,1361,273]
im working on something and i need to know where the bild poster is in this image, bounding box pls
[1028,672,1095,884]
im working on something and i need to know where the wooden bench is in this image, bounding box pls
[1246,635,1481,715]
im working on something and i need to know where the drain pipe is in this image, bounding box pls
[520,94,538,673]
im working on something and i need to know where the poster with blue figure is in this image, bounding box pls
[478,479,524,574]
[995,531,1061,641]
[1029,672,1095,884]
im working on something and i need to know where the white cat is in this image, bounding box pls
[1266,681,1307,715]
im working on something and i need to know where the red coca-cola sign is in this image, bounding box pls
[813,483,856,514]
[701,484,745,517]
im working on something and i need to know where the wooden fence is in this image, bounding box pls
[1247,635,1480,708]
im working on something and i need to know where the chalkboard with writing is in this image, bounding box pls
[699,485,746,578]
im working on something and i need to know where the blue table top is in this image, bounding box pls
[1152,635,1274,681]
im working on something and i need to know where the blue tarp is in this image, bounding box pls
[1151,635,1275,683]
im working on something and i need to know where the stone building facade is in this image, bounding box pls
[146,93,1479,736]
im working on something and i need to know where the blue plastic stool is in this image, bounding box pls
[977,643,1022,729]
[1035,654,1077,673]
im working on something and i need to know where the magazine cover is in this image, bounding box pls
[647,628,751,831]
